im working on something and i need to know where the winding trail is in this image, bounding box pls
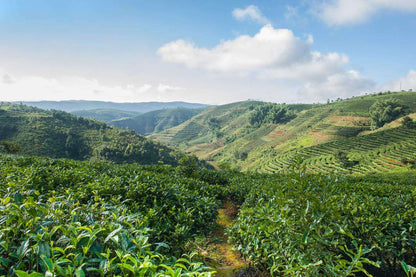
[213,201,247,277]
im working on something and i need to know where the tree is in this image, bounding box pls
[369,99,407,129]
[0,141,21,154]
[335,150,358,169]
[402,116,416,129]
[208,117,222,138]
[249,103,294,126]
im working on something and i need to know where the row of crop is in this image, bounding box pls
[227,171,416,276]
[266,127,416,174]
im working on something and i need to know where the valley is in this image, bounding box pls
[2,2,416,276]
[1,91,416,276]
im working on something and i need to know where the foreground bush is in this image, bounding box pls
[0,155,218,276]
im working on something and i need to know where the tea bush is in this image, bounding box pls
[0,155,219,276]
[227,170,416,276]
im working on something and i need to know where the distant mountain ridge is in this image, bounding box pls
[12,100,208,113]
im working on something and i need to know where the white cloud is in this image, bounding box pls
[157,25,373,101]
[232,5,270,25]
[299,70,375,101]
[315,0,416,26]
[137,84,152,93]
[380,70,416,92]
[158,25,310,73]
[2,74,15,84]
[260,51,349,83]
[157,84,183,93]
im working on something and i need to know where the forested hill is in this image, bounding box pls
[0,103,184,165]
[111,107,205,135]
[71,108,141,122]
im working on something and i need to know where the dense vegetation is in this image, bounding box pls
[0,155,222,276]
[369,99,407,129]
[2,153,416,276]
[228,166,416,276]
[0,103,183,166]
[248,104,294,126]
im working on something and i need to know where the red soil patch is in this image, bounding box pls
[324,115,370,126]
[377,161,396,169]
[266,129,287,139]
[382,157,403,165]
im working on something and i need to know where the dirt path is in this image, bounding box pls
[212,201,247,276]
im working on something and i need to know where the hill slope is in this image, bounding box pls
[111,107,205,135]
[71,108,141,122]
[0,103,183,165]
[151,91,416,173]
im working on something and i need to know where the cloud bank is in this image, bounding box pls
[158,24,374,101]
[315,0,416,26]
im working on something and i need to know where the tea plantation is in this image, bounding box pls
[263,126,416,175]
[2,154,416,276]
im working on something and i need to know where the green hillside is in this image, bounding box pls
[263,125,416,175]
[111,107,205,135]
[150,91,416,173]
[0,103,183,165]
[150,100,314,154]
[72,108,141,122]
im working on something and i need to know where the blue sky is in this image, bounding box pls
[0,0,415,104]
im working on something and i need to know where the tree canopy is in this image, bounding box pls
[249,103,294,126]
[369,99,407,129]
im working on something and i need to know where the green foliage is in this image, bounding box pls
[369,99,407,129]
[208,118,222,138]
[402,261,416,277]
[335,150,359,168]
[0,140,21,154]
[401,158,416,169]
[0,188,213,276]
[0,155,221,276]
[2,154,416,276]
[402,116,416,129]
[249,103,295,126]
[227,168,416,276]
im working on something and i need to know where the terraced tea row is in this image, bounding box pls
[264,126,416,175]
